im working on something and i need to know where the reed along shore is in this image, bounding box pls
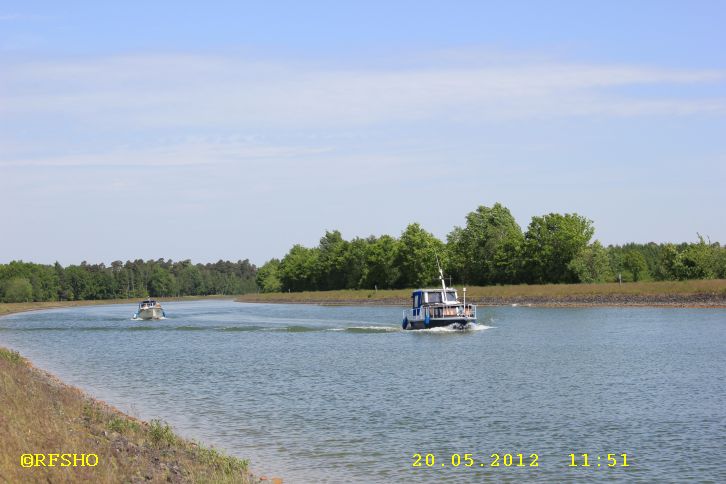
[0,301,268,484]
[236,279,726,308]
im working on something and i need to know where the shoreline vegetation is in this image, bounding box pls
[254,204,726,295]
[237,279,726,308]
[0,259,257,304]
[0,299,278,484]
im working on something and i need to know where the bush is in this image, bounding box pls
[148,419,177,446]
[0,348,22,363]
[568,241,613,283]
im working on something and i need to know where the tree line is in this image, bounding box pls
[0,259,257,303]
[3,202,724,302]
[256,203,726,292]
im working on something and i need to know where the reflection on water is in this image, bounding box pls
[1,300,725,483]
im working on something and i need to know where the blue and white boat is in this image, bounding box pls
[401,264,476,330]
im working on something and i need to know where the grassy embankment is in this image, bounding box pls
[0,299,272,484]
[237,279,726,307]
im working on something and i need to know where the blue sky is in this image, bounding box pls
[2,1,725,265]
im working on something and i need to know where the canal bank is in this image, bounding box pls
[0,301,272,484]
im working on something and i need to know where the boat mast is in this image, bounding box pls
[436,253,446,291]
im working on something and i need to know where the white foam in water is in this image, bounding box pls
[420,322,493,332]
[325,323,494,333]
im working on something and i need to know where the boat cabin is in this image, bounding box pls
[411,288,470,319]
[412,289,460,306]
[139,299,159,309]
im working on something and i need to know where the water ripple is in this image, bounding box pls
[1,300,724,483]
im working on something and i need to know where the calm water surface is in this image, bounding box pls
[1,300,724,482]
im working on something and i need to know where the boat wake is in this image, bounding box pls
[335,326,400,333]
[418,322,493,333]
[130,316,166,321]
[7,322,491,334]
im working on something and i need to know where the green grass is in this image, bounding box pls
[194,444,250,475]
[108,415,140,434]
[0,347,22,363]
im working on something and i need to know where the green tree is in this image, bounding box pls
[657,244,680,280]
[523,213,595,283]
[623,251,648,282]
[279,245,320,291]
[316,230,350,290]
[395,223,446,288]
[446,202,523,285]
[342,237,369,289]
[64,265,94,300]
[2,277,33,302]
[0,258,258,301]
[568,241,613,283]
[177,264,205,295]
[360,235,400,289]
[660,236,717,280]
[714,245,726,278]
[256,259,283,293]
[148,267,177,297]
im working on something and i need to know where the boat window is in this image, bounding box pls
[428,292,442,304]
[446,291,457,302]
[413,293,421,308]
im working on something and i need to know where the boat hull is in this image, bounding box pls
[403,317,475,330]
[137,307,164,320]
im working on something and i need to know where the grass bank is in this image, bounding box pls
[0,300,278,484]
[236,279,726,307]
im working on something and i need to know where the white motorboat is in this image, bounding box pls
[133,298,165,320]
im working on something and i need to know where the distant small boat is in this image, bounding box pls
[133,298,165,320]
[401,260,476,330]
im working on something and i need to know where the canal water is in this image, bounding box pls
[1,300,724,482]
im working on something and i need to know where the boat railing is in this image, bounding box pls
[403,304,476,321]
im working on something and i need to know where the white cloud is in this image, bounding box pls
[0,138,331,168]
[2,53,724,128]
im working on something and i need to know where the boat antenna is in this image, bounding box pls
[435,252,446,291]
